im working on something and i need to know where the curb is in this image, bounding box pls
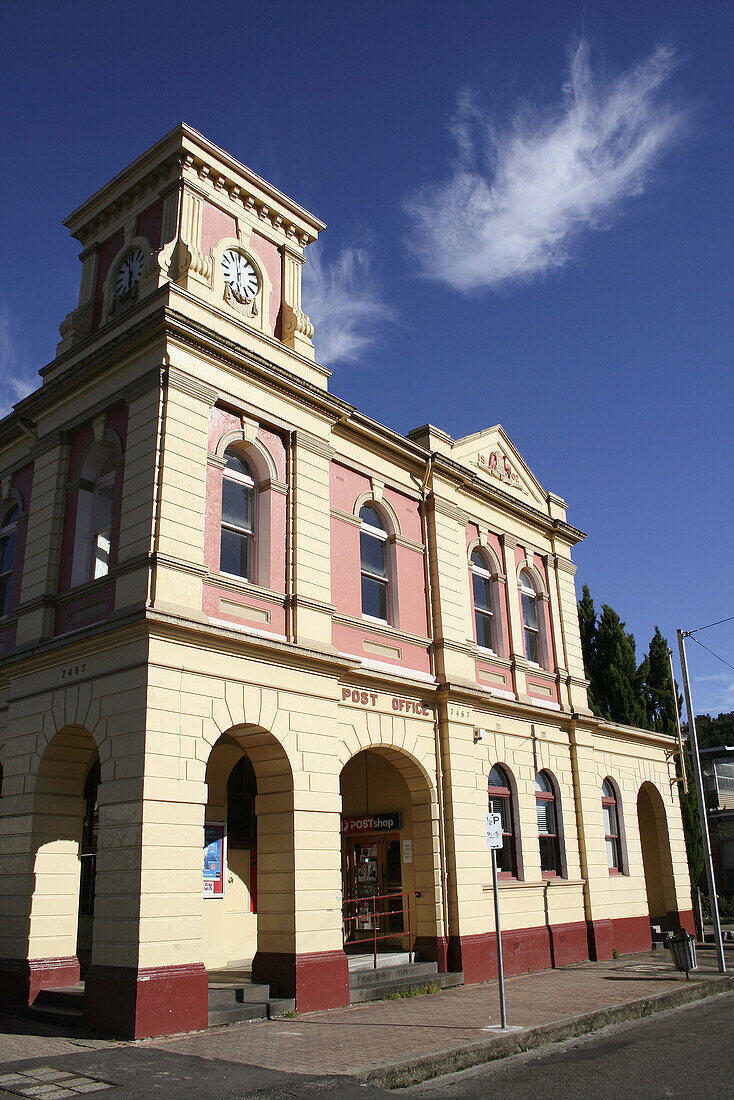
[358,975,734,1090]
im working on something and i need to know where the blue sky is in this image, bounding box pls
[1,1,732,715]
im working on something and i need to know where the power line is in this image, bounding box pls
[688,613,734,634]
[688,634,734,675]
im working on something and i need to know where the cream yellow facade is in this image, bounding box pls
[0,126,693,1039]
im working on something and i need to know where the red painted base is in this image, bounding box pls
[414,935,449,973]
[448,921,589,984]
[587,918,614,961]
[83,963,208,1039]
[668,909,696,936]
[548,921,589,967]
[610,914,652,955]
[0,956,80,1008]
[252,949,349,1013]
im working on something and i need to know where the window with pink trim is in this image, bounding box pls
[0,504,19,617]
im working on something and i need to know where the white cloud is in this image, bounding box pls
[404,39,687,293]
[693,673,734,715]
[0,306,36,416]
[302,244,395,366]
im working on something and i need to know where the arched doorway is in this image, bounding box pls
[203,729,293,973]
[637,782,677,933]
[28,727,100,986]
[339,747,441,965]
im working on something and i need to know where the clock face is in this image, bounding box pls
[114,249,145,298]
[221,250,259,301]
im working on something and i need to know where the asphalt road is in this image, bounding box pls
[406,990,734,1098]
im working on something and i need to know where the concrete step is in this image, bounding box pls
[25,988,84,1029]
[208,1001,269,1026]
[349,970,463,1004]
[207,983,275,1007]
[349,961,439,988]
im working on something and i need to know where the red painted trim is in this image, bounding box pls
[414,935,449,973]
[0,955,80,1007]
[252,949,349,1013]
[449,925,556,984]
[668,909,696,936]
[548,921,589,966]
[83,962,208,1039]
[587,918,614,961]
[610,914,652,955]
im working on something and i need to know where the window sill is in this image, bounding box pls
[362,613,390,626]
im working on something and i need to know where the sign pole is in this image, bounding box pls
[491,845,507,1029]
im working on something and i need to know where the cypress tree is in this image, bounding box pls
[643,626,681,734]
[577,585,602,716]
[593,605,647,727]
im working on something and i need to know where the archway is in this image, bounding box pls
[637,782,677,932]
[339,747,441,965]
[28,726,100,986]
[203,728,294,973]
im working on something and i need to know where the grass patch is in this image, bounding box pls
[278,1009,298,1018]
[382,982,441,1000]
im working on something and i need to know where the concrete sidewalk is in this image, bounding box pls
[1,945,732,1092]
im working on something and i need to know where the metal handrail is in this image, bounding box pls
[342,889,414,969]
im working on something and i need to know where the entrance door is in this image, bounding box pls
[343,834,404,946]
[76,761,100,975]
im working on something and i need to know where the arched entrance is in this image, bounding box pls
[339,747,442,966]
[203,728,293,973]
[28,726,100,988]
[637,782,677,932]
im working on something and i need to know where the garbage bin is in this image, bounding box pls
[665,929,698,978]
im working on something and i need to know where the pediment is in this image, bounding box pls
[450,425,546,506]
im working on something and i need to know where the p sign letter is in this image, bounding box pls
[486,811,503,850]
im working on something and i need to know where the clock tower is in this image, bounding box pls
[55,123,325,385]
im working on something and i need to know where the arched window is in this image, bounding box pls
[519,570,541,665]
[470,550,495,651]
[220,449,256,580]
[0,504,19,616]
[488,764,517,876]
[602,779,623,873]
[72,447,118,586]
[92,455,115,579]
[536,771,561,876]
[359,505,389,622]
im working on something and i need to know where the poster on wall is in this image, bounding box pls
[203,822,226,898]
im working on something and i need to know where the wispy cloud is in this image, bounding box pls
[693,673,734,715]
[0,306,36,416]
[302,244,395,366]
[404,39,687,293]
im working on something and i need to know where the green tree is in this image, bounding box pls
[593,605,647,727]
[694,711,734,750]
[577,585,602,716]
[644,626,682,735]
[679,749,705,893]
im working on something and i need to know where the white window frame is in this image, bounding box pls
[470,550,496,654]
[359,507,391,625]
[71,450,118,588]
[519,571,542,667]
[220,454,257,583]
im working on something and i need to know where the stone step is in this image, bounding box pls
[349,970,463,1004]
[349,961,439,989]
[25,989,84,1030]
[207,995,295,1027]
[208,1002,269,1026]
[207,983,275,1007]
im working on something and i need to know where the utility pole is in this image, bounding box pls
[677,629,726,973]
